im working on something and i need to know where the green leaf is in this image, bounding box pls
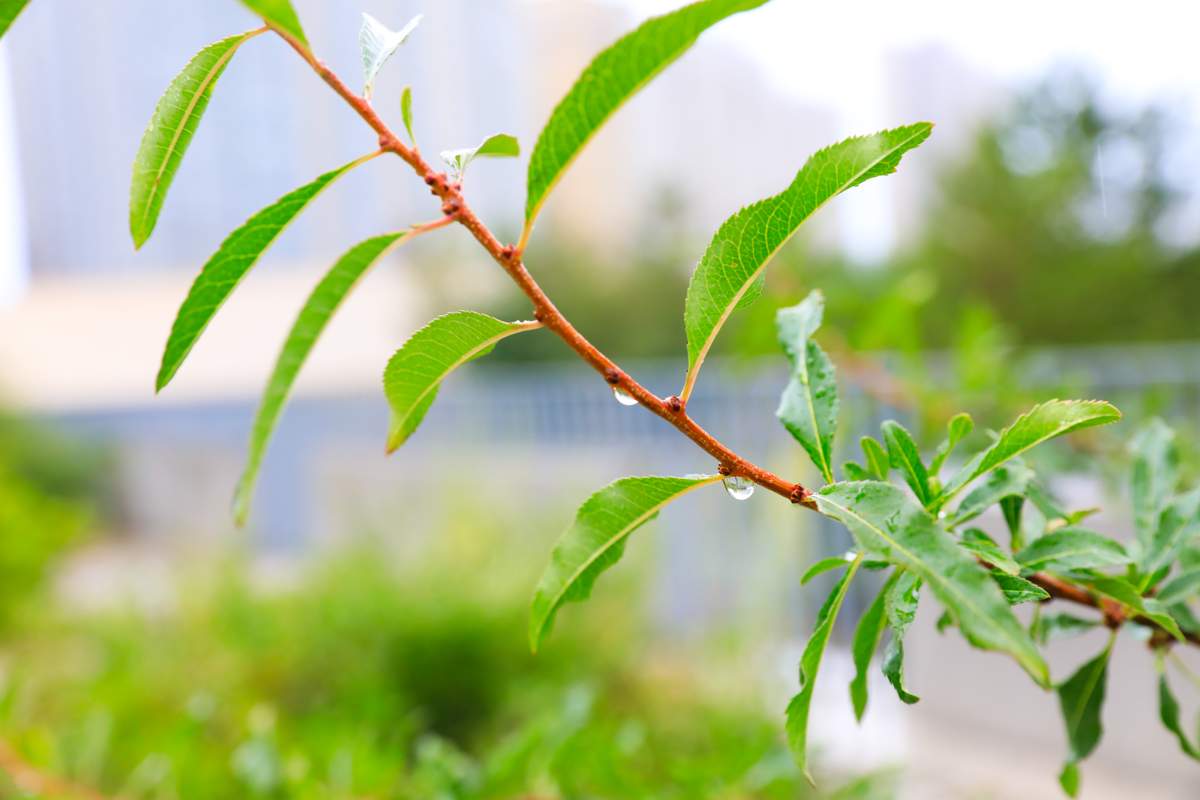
[842,462,872,481]
[240,0,307,46]
[959,528,1021,575]
[523,0,769,234]
[774,291,837,483]
[1056,638,1114,795]
[156,156,373,391]
[993,571,1049,605]
[384,312,541,452]
[1083,575,1184,641]
[1139,488,1200,580]
[941,400,1122,502]
[1131,418,1178,555]
[400,86,415,145]
[930,412,974,474]
[800,553,853,585]
[359,12,421,99]
[1015,528,1131,573]
[441,133,520,179]
[1159,670,1200,761]
[1031,612,1100,645]
[129,30,264,249]
[881,421,932,506]
[861,436,889,481]
[682,123,932,398]
[1157,569,1200,606]
[951,463,1033,525]
[233,232,411,525]
[786,553,863,783]
[1059,762,1080,797]
[529,475,721,651]
[850,572,897,721]
[0,0,30,40]
[882,570,921,705]
[816,481,1049,685]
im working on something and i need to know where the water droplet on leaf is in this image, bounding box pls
[613,387,637,406]
[723,476,754,500]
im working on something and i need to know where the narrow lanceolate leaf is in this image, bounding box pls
[1015,528,1131,573]
[1139,488,1200,580]
[384,312,541,451]
[156,157,371,391]
[1131,418,1178,556]
[850,572,898,721]
[529,475,720,651]
[861,436,889,481]
[1159,671,1200,761]
[240,0,307,46]
[959,528,1021,576]
[1032,613,1100,645]
[816,481,1049,685]
[786,554,863,782]
[941,400,1121,503]
[775,291,837,482]
[1157,568,1200,606]
[441,133,520,179]
[1056,638,1114,797]
[882,569,921,705]
[400,86,415,145]
[930,412,973,474]
[0,0,30,39]
[993,572,1049,605]
[130,30,263,249]
[523,0,769,234]
[800,553,853,585]
[359,13,421,99]
[233,233,410,525]
[951,463,1033,525]
[683,123,932,398]
[881,421,933,506]
[1083,576,1184,641]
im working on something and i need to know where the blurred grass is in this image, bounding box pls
[0,509,893,799]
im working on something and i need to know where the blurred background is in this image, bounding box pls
[0,0,1198,797]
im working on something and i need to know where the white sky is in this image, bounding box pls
[622,0,1199,119]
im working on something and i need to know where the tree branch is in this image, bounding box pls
[267,23,1200,648]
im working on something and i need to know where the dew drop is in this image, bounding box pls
[612,386,638,406]
[723,475,754,500]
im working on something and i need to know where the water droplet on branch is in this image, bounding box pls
[613,387,637,406]
[723,476,754,500]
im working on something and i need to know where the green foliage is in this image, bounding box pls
[682,123,932,398]
[0,0,28,39]
[817,482,1048,684]
[1055,638,1113,796]
[400,86,415,144]
[130,31,262,249]
[786,554,863,782]
[156,157,372,391]
[939,400,1121,503]
[1014,528,1131,572]
[775,291,838,482]
[440,133,520,180]
[880,421,933,507]
[881,570,921,706]
[383,312,540,452]
[529,475,719,651]
[523,0,769,231]
[359,12,420,98]
[1158,668,1200,761]
[234,232,412,524]
[849,573,894,721]
[240,0,307,45]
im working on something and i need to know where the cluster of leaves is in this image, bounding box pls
[4,0,1200,794]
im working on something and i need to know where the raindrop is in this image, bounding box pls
[723,475,754,500]
[612,386,637,406]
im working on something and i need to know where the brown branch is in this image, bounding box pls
[267,23,1200,649]
[266,23,814,509]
